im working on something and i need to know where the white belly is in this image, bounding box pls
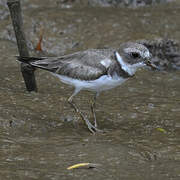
[53,73,127,92]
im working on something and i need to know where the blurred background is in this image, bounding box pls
[0,0,179,179]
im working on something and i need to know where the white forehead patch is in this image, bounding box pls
[100,58,112,68]
[143,50,150,58]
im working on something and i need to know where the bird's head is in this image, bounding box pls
[115,42,157,76]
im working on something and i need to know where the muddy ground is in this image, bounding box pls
[0,0,180,180]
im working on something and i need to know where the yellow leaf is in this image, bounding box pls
[156,128,166,133]
[67,163,97,170]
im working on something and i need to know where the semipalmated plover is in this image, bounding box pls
[17,42,156,133]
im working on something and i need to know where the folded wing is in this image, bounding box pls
[17,49,115,81]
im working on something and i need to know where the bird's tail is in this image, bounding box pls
[16,56,44,64]
[16,56,59,72]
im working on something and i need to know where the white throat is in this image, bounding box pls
[115,51,145,76]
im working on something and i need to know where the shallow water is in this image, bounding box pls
[0,1,180,180]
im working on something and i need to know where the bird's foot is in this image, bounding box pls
[68,98,102,133]
[84,117,103,134]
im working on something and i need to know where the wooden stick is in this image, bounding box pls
[7,0,37,92]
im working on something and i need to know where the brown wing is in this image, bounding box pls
[30,49,115,80]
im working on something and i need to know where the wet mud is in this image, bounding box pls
[0,0,180,179]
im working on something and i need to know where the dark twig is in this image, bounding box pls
[7,0,37,92]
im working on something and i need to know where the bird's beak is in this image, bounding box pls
[145,60,161,70]
[144,53,159,70]
[144,60,158,70]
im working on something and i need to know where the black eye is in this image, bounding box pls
[131,52,140,58]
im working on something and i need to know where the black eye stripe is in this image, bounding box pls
[131,52,140,58]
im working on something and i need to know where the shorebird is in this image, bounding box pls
[17,42,156,133]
